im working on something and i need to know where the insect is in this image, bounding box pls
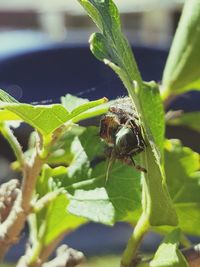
[99,97,147,180]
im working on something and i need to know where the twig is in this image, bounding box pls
[42,245,85,267]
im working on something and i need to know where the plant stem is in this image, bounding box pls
[121,213,149,267]
[0,122,24,166]
[0,133,44,258]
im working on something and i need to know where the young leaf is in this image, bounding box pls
[167,112,200,133]
[61,94,89,112]
[78,0,177,226]
[0,102,69,136]
[164,139,200,236]
[150,229,188,267]
[0,92,107,136]
[162,0,200,97]
[69,96,108,121]
[71,101,110,123]
[61,93,108,119]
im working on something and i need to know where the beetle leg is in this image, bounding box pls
[130,156,147,173]
[105,148,116,184]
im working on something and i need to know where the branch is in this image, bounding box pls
[0,133,44,259]
[16,233,66,267]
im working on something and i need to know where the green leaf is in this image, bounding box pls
[61,94,89,112]
[49,126,103,188]
[52,127,141,225]
[135,82,173,225]
[68,161,141,224]
[89,33,111,61]
[42,194,86,246]
[162,0,200,97]
[70,96,108,121]
[150,229,188,267]
[0,110,21,121]
[81,0,142,86]
[0,93,107,136]
[47,125,85,165]
[79,126,104,161]
[167,112,200,133]
[61,94,108,119]
[68,188,115,225]
[141,82,165,158]
[78,0,177,226]
[71,101,110,123]
[0,102,69,136]
[164,139,200,236]
[0,89,19,103]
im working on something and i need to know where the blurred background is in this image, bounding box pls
[0,0,187,104]
[0,0,200,266]
[0,0,183,45]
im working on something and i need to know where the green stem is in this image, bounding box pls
[121,213,149,267]
[0,122,24,166]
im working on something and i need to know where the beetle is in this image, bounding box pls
[99,97,147,180]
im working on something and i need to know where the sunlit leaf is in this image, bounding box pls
[150,229,188,267]
[162,0,200,96]
[164,139,200,236]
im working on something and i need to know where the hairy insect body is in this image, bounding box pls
[100,97,146,174]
